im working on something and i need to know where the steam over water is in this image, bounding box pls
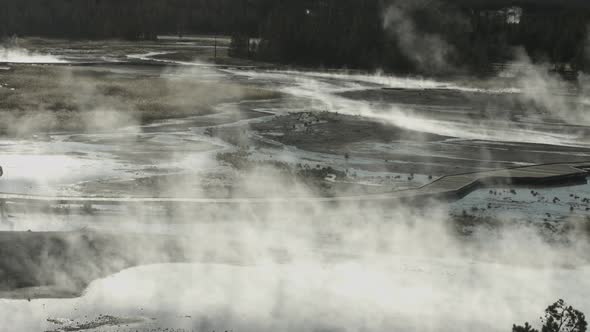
[227,69,590,148]
[0,47,65,63]
[2,203,590,332]
[1,46,590,332]
[4,260,589,332]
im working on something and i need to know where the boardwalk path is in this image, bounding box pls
[1,162,589,207]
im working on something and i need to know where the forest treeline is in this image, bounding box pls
[1,0,589,74]
[0,0,262,40]
[244,0,590,74]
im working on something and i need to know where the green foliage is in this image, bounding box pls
[513,300,587,332]
[249,0,590,74]
[0,0,269,40]
[514,322,539,332]
[541,299,587,332]
[254,0,386,69]
[229,34,252,58]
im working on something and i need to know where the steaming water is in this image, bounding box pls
[0,112,229,197]
[225,69,590,148]
[2,259,589,332]
[0,136,171,196]
[0,47,65,63]
[2,43,590,332]
[128,51,228,67]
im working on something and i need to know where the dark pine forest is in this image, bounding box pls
[1,0,589,74]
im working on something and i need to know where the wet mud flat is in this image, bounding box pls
[0,64,279,134]
[341,83,584,112]
[340,87,590,138]
[213,111,590,177]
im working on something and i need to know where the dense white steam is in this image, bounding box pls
[0,47,65,63]
[382,0,460,73]
[503,49,590,126]
[1,192,590,332]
